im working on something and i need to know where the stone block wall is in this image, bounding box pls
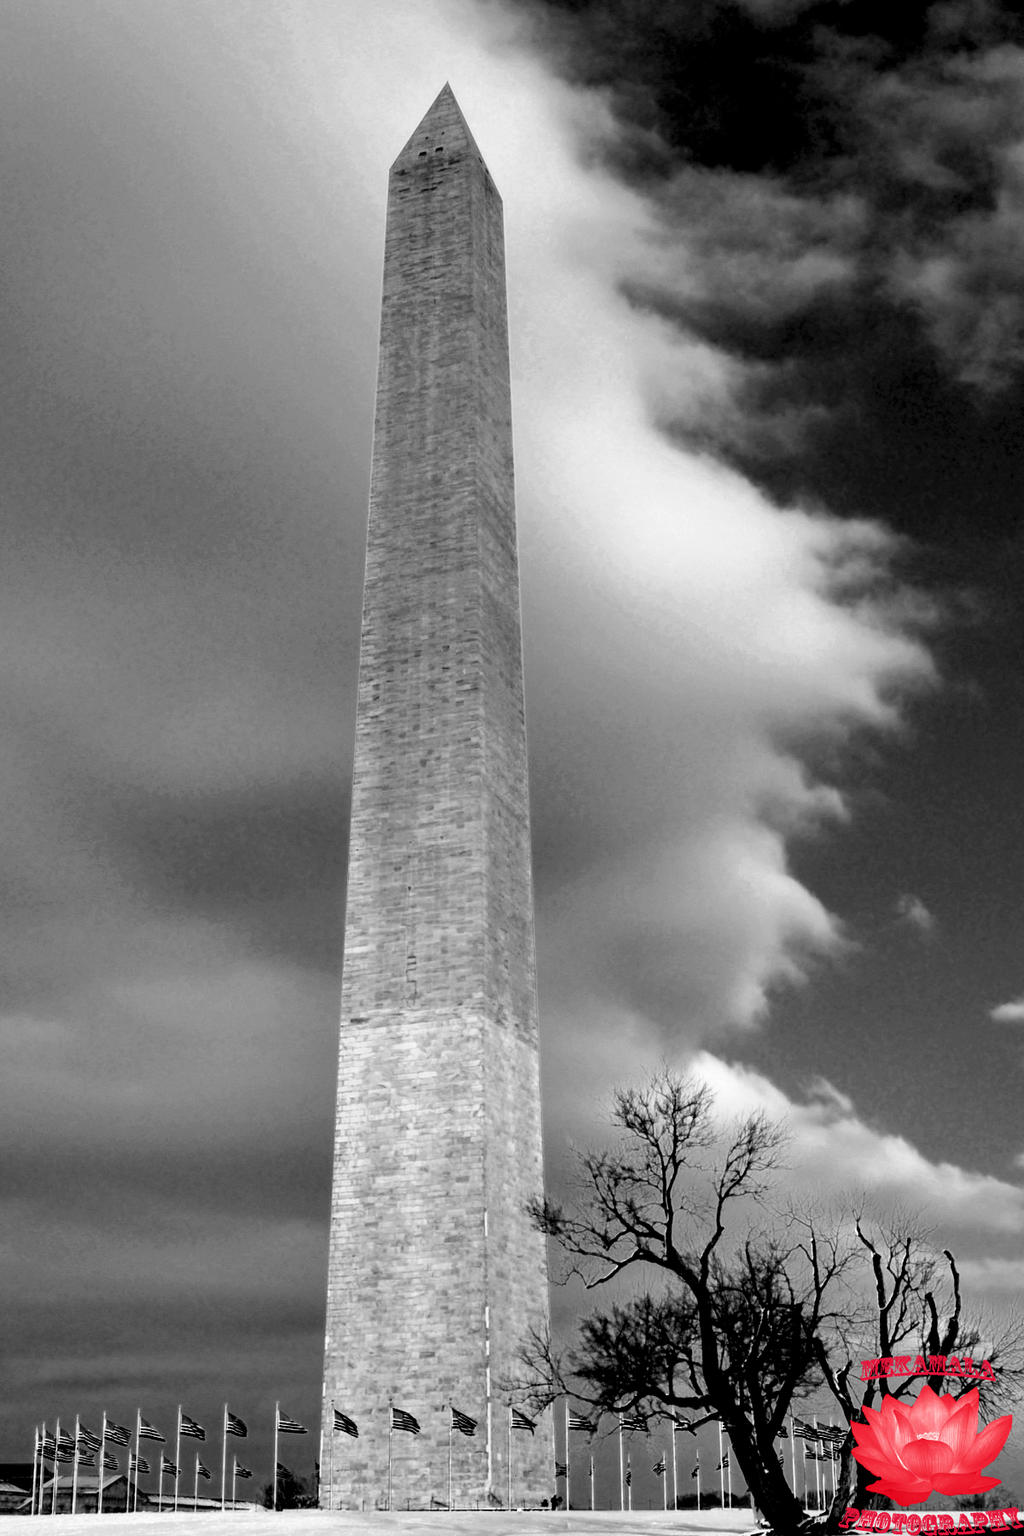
[322,86,553,1509]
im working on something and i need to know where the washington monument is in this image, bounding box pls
[321,86,554,1509]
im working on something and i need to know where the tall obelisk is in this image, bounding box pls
[321,86,553,1510]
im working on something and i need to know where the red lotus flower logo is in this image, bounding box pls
[850,1382,1012,1506]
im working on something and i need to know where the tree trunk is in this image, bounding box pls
[724,1415,810,1532]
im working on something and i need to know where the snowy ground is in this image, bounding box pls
[14,1511,760,1536]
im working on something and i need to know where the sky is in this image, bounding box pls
[2,0,1024,1509]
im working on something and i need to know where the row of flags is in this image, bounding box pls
[319,1400,849,1450]
[792,1416,846,1446]
[329,1403,531,1440]
[34,1397,850,1515]
[30,1404,309,1516]
[325,1401,540,1512]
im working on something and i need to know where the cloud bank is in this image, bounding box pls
[1,0,1000,1464]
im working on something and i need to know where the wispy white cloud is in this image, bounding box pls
[991,997,1024,1022]
[691,1052,1024,1234]
[0,3,940,1268]
[544,1035,1024,1242]
[879,45,1024,391]
[0,0,949,1450]
[956,1255,1024,1291]
[895,892,937,935]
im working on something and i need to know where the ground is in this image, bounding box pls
[13,1511,760,1535]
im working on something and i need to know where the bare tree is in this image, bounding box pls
[812,1213,1024,1518]
[525,1070,1024,1533]
[526,1071,852,1531]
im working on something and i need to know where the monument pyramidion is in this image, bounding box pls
[320,84,554,1511]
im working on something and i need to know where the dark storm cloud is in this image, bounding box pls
[107,778,350,969]
[4,0,1023,1480]
[502,0,1024,541]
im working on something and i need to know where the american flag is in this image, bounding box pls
[103,1452,118,1473]
[234,1463,252,1480]
[196,1461,211,1480]
[568,1412,595,1433]
[389,1407,420,1436]
[691,1465,700,1478]
[179,1412,205,1440]
[451,1407,477,1437]
[78,1425,102,1451]
[818,1424,847,1445]
[653,1459,666,1476]
[777,1423,789,1438]
[161,1457,179,1477]
[625,1462,632,1487]
[672,1416,693,1432]
[511,1409,535,1434]
[717,1454,730,1469]
[792,1418,821,1442]
[105,1422,132,1447]
[77,1453,96,1469]
[129,1454,151,1475]
[138,1416,164,1441]
[619,1413,646,1431]
[41,1434,56,1458]
[333,1410,358,1439]
[225,1412,247,1438]
[276,1409,307,1434]
[555,1461,567,1478]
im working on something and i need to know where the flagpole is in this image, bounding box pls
[35,1419,44,1517]
[51,1418,60,1515]
[273,1402,280,1513]
[387,1403,395,1514]
[564,1399,570,1512]
[448,1404,453,1512]
[174,1405,182,1513]
[506,1406,512,1512]
[618,1420,624,1512]
[192,1451,198,1511]
[43,1423,52,1517]
[671,1421,677,1513]
[71,1413,81,1515]
[30,1426,39,1517]
[133,1409,142,1514]
[328,1401,335,1513]
[663,1435,668,1511]
[696,1449,701,1511]
[232,1457,237,1508]
[727,1432,733,1508]
[97,1413,106,1517]
[788,1414,796,1501]
[801,1440,808,1510]
[220,1403,227,1511]
[813,1417,821,1511]
[626,1453,632,1512]
[589,1451,595,1511]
